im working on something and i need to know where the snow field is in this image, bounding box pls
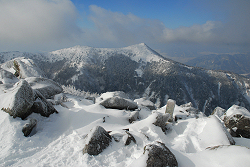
[0,94,250,166]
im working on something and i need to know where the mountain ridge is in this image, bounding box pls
[1,44,250,115]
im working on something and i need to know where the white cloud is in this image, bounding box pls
[0,1,249,53]
[0,0,80,52]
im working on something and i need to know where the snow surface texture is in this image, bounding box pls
[0,93,250,166]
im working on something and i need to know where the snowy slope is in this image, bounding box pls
[0,93,250,166]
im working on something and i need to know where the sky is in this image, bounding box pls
[0,0,250,56]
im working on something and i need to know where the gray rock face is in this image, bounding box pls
[25,77,63,99]
[2,80,34,119]
[83,126,112,155]
[153,113,170,132]
[144,142,178,167]
[30,90,58,117]
[22,118,37,137]
[100,96,138,110]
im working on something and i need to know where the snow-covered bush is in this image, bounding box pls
[62,85,99,98]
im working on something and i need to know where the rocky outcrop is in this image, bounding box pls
[153,113,170,132]
[25,77,63,99]
[144,142,178,167]
[222,105,250,138]
[30,90,58,117]
[1,80,34,119]
[100,96,138,110]
[22,118,37,137]
[83,126,112,155]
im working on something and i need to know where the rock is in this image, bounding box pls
[83,126,112,155]
[100,96,138,110]
[22,118,37,137]
[134,98,156,110]
[180,102,193,108]
[165,99,176,121]
[30,90,58,117]
[1,57,46,79]
[144,142,178,167]
[125,131,136,146]
[222,105,250,138]
[25,77,63,99]
[0,68,18,84]
[128,110,140,123]
[212,106,226,118]
[153,112,171,132]
[1,80,34,119]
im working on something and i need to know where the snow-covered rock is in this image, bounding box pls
[153,112,171,132]
[83,126,112,155]
[0,68,18,84]
[144,142,178,167]
[128,110,140,123]
[30,90,58,117]
[165,99,176,121]
[1,57,46,78]
[100,96,138,110]
[212,106,226,118]
[25,77,63,98]
[134,98,156,110]
[22,118,37,137]
[222,105,250,138]
[0,80,34,119]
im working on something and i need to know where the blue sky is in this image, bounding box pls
[0,0,249,55]
[72,0,224,29]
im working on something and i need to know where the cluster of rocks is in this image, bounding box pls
[83,124,178,167]
[0,65,63,137]
[83,99,176,166]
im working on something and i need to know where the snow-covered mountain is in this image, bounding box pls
[1,43,250,115]
[1,45,250,166]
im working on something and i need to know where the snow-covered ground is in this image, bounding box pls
[0,93,250,167]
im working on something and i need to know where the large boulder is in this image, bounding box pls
[25,77,63,99]
[100,96,138,110]
[30,90,58,117]
[144,142,178,167]
[222,105,250,138]
[0,80,34,119]
[22,118,37,137]
[83,126,112,155]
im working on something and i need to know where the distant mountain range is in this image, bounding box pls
[182,53,250,77]
[1,43,250,115]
